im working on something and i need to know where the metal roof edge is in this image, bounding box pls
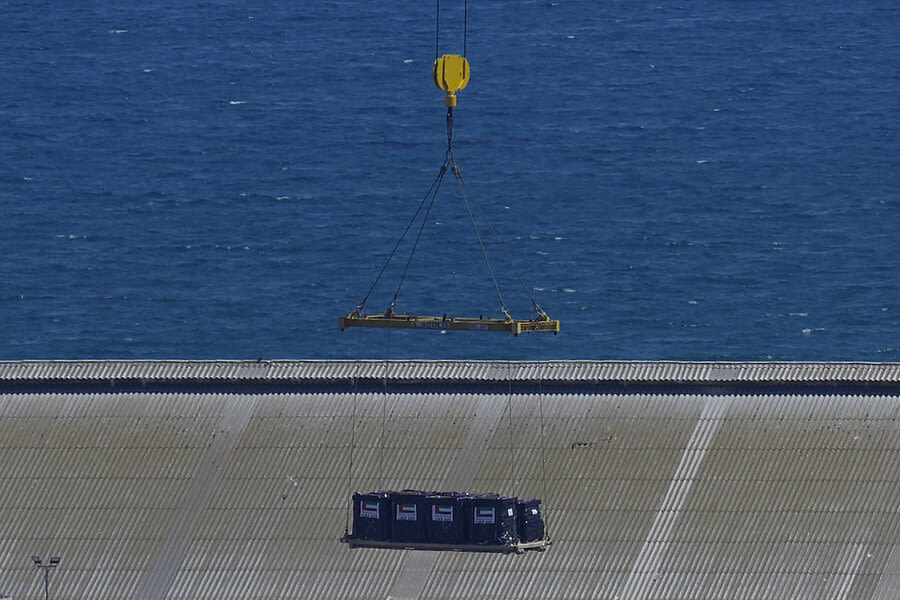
[0,359,898,384]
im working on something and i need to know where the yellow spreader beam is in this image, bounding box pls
[339,312,559,335]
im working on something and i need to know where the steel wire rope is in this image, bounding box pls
[536,335,550,540]
[380,329,391,489]
[452,162,509,316]
[436,0,468,58]
[355,166,447,314]
[506,335,516,499]
[388,163,448,312]
[345,351,360,536]
[463,0,468,57]
[454,170,547,317]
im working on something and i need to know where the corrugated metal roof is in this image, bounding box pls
[0,361,898,599]
[1,359,899,383]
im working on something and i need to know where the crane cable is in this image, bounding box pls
[354,167,447,316]
[451,160,509,317]
[345,352,360,537]
[454,172,548,318]
[506,335,516,498]
[436,0,469,60]
[537,333,551,541]
[450,160,547,319]
[387,165,448,314]
[380,329,391,488]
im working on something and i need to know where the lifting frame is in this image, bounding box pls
[339,311,560,336]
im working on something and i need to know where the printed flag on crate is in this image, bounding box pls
[397,503,418,521]
[360,500,380,519]
[431,504,453,522]
[474,506,495,524]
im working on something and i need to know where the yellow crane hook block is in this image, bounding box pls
[433,54,470,107]
[339,311,560,336]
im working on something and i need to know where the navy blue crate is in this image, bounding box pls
[463,495,518,545]
[516,499,545,542]
[390,490,428,543]
[352,492,392,541]
[425,493,467,544]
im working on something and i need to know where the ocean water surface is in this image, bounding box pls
[0,1,897,361]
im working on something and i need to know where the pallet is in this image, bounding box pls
[340,536,551,554]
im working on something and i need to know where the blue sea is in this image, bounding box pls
[1,1,896,361]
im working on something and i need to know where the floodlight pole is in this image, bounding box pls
[31,555,60,600]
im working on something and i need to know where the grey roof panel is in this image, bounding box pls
[0,361,898,599]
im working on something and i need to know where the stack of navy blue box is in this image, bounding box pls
[351,490,544,546]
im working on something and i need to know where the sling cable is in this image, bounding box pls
[338,0,560,337]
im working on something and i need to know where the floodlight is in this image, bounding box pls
[31,553,61,600]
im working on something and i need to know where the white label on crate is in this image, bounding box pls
[396,503,417,521]
[360,500,380,519]
[432,504,453,522]
[508,508,514,517]
[474,506,495,524]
